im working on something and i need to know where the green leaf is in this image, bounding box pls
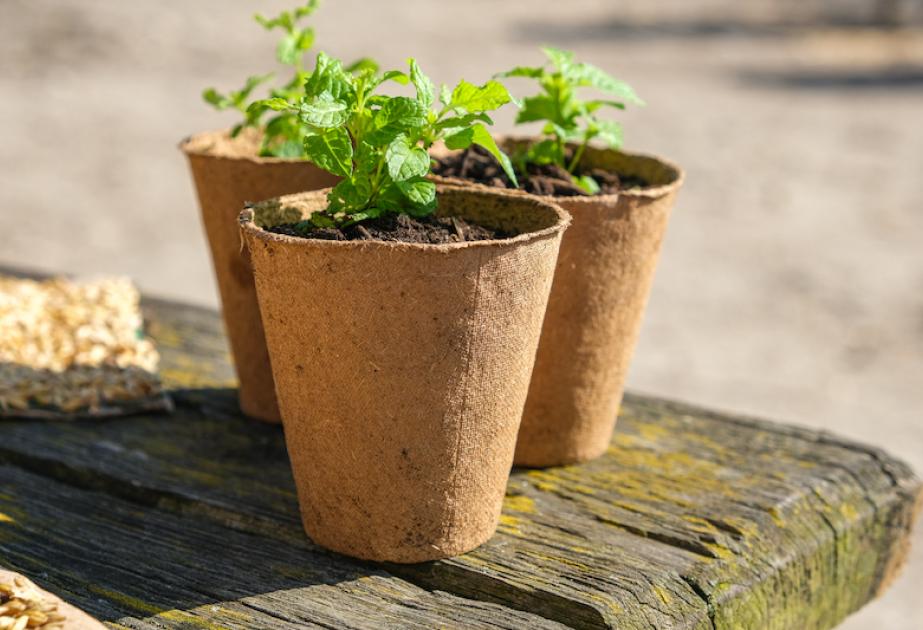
[409,58,435,110]
[449,79,513,112]
[304,127,353,178]
[440,84,452,108]
[293,0,320,20]
[249,97,292,113]
[526,139,561,165]
[385,137,431,182]
[345,57,379,74]
[583,99,627,113]
[254,12,292,31]
[298,94,349,128]
[329,177,372,211]
[516,95,558,124]
[590,119,623,148]
[436,112,493,133]
[496,66,545,79]
[445,124,518,186]
[264,139,304,158]
[572,63,644,105]
[396,178,436,212]
[308,212,336,228]
[202,88,230,109]
[370,70,410,89]
[543,47,576,74]
[367,97,426,145]
[574,174,600,194]
[235,74,273,104]
[277,33,299,65]
[304,52,355,103]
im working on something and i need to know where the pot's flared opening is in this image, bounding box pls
[239,184,571,250]
[179,128,300,164]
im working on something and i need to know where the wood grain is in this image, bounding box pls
[0,269,919,629]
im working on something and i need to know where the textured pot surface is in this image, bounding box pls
[240,186,569,562]
[180,129,338,422]
[514,143,684,466]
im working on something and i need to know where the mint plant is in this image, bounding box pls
[251,53,517,228]
[202,1,375,157]
[498,47,644,193]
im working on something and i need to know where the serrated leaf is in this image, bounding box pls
[254,12,291,31]
[248,97,293,114]
[449,79,513,112]
[371,69,410,89]
[298,94,349,128]
[497,66,545,79]
[304,127,353,178]
[409,58,435,110]
[293,0,320,20]
[440,84,452,108]
[277,33,299,65]
[516,95,557,124]
[436,112,493,133]
[582,99,627,114]
[542,47,576,74]
[469,124,518,186]
[590,119,623,148]
[385,137,430,182]
[572,63,644,105]
[345,57,379,74]
[396,178,436,211]
[367,97,426,146]
[304,52,355,103]
[264,139,304,158]
[526,139,561,165]
[446,124,518,186]
[202,88,230,109]
[329,177,372,210]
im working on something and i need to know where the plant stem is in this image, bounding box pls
[567,140,587,174]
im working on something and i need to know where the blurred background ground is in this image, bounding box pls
[0,1,921,627]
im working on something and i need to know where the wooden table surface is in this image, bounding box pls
[0,285,919,629]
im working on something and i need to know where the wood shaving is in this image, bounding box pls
[0,577,65,629]
[0,276,168,418]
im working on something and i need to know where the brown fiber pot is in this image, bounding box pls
[434,140,683,467]
[180,129,338,422]
[239,185,570,562]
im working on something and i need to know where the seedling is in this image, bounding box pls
[201,1,375,157]
[498,47,644,193]
[250,53,517,227]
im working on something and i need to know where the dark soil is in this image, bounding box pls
[432,145,650,197]
[267,212,512,244]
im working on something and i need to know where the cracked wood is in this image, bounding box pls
[0,269,919,629]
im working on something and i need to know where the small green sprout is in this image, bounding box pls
[250,53,517,227]
[497,47,644,194]
[201,1,376,157]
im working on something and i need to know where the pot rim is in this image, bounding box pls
[178,128,305,165]
[239,184,571,252]
[434,135,685,203]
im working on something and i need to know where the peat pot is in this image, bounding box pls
[514,142,684,466]
[239,185,570,562]
[433,139,684,467]
[180,129,338,422]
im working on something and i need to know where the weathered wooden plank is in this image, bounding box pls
[0,464,569,630]
[0,270,919,629]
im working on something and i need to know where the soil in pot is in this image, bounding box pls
[432,144,650,196]
[266,213,513,244]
